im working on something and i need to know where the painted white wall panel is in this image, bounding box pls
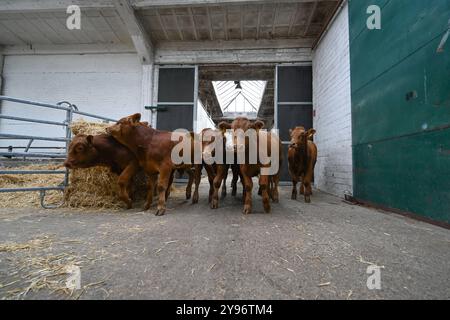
[0,53,142,149]
[312,2,353,197]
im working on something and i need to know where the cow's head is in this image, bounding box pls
[64,134,98,169]
[218,117,265,152]
[106,113,142,145]
[201,128,223,163]
[289,127,316,149]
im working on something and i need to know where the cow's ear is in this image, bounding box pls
[130,113,141,123]
[307,129,316,139]
[289,129,293,136]
[218,121,231,133]
[141,121,149,127]
[86,135,94,146]
[252,120,265,130]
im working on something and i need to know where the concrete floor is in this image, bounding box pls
[0,182,449,300]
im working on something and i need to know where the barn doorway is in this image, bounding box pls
[154,63,313,183]
[197,64,276,130]
[196,64,313,182]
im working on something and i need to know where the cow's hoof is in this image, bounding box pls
[143,203,151,211]
[263,202,271,213]
[155,209,166,216]
[305,196,311,203]
[272,197,279,204]
[192,193,199,204]
[231,189,237,197]
[291,193,297,200]
[186,191,191,200]
[243,205,252,214]
[211,199,219,209]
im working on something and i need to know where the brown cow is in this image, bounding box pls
[64,134,140,209]
[200,127,243,205]
[213,117,282,214]
[106,113,198,215]
[288,127,317,203]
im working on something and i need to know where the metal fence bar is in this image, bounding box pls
[0,147,66,149]
[0,114,67,126]
[0,152,67,158]
[72,110,116,122]
[0,96,71,111]
[0,133,69,142]
[0,187,65,193]
[0,170,67,175]
[0,95,117,209]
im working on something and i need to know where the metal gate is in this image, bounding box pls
[0,96,117,208]
[275,64,313,182]
[155,65,198,132]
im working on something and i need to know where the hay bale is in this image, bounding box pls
[64,119,147,209]
[69,119,109,136]
[0,119,147,209]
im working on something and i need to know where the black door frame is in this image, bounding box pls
[275,62,313,184]
[154,64,198,131]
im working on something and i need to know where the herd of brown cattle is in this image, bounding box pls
[64,113,317,215]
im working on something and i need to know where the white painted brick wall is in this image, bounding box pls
[312,2,353,197]
[0,53,142,149]
[195,99,215,133]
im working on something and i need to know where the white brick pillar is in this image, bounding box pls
[141,63,153,123]
[312,2,353,198]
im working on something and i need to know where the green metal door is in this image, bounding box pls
[349,0,450,223]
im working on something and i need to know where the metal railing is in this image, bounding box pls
[0,95,117,208]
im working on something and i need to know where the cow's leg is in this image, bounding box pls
[268,177,273,201]
[291,177,298,200]
[239,170,245,201]
[192,165,202,204]
[185,169,193,200]
[153,174,158,196]
[259,174,271,213]
[299,173,305,196]
[205,164,215,203]
[271,174,280,203]
[240,165,253,214]
[117,164,137,209]
[221,165,228,199]
[303,165,314,203]
[144,174,158,210]
[156,168,172,216]
[165,170,175,201]
[231,164,239,197]
[211,165,226,209]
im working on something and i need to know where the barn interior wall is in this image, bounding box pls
[312,1,353,197]
[0,53,143,149]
